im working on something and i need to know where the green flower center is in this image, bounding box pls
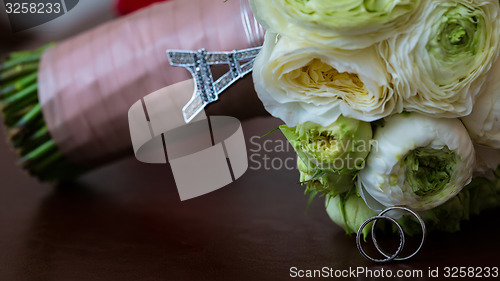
[287,59,367,94]
[404,146,457,197]
[448,24,468,45]
[304,129,341,162]
[426,4,483,85]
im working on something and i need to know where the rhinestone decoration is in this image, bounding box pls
[167,46,262,123]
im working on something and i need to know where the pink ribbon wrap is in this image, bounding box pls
[38,0,259,166]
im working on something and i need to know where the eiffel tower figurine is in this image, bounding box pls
[167,46,262,123]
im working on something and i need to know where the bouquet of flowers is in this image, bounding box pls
[249,0,500,241]
[0,0,262,181]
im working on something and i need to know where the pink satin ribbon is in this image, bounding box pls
[38,0,260,166]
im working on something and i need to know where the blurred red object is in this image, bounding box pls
[115,0,169,15]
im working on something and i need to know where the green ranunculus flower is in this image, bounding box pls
[249,0,421,49]
[280,115,373,173]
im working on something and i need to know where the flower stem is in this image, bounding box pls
[0,43,87,182]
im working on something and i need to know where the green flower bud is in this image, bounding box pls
[325,192,377,238]
[280,116,373,173]
[297,157,353,197]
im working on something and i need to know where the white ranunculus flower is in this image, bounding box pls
[462,57,500,148]
[358,113,475,211]
[380,0,500,117]
[249,0,421,49]
[252,33,400,127]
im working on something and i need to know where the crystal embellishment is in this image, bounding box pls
[167,46,262,123]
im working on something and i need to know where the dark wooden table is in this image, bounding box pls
[0,116,499,280]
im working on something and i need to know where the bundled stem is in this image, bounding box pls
[0,44,87,181]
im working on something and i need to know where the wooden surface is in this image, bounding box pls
[0,116,499,281]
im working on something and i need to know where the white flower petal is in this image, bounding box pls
[462,57,500,148]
